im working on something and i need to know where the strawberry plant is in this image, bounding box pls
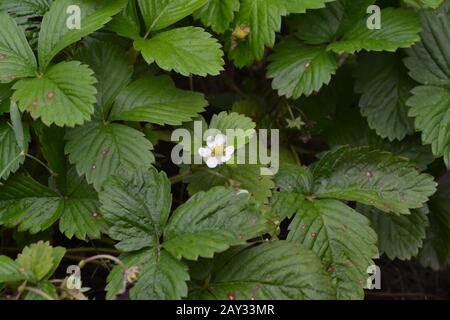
[0,0,449,300]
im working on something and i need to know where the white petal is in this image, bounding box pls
[237,189,249,195]
[206,136,216,149]
[225,146,235,156]
[221,154,232,163]
[206,157,219,168]
[214,134,227,146]
[198,147,211,158]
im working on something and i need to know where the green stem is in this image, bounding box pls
[25,154,55,176]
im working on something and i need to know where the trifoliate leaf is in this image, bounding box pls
[328,8,421,54]
[354,53,415,141]
[267,38,337,99]
[0,172,101,240]
[38,0,127,70]
[407,86,450,167]
[12,61,97,127]
[312,146,437,214]
[138,0,209,32]
[418,180,450,270]
[194,0,240,33]
[16,241,65,282]
[190,241,335,299]
[404,4,450,87]
[0,121,28,180]
[163,187,265,260]
[184,165,274,203]
[100,168,171,252]
[65,122,154,190]
[75,42,133,117]
[359,204,429,260]
[287,199,378,299]
[110,76,207,125]
[134,27,224,77]
[130,250,189,300]
[0,12,37,82]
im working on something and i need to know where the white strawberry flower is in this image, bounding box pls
[198,133,235,168]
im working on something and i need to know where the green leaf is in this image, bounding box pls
[359,204,429,260]
[65,122,154,190]
[75,42,133,117]
[12,61,97,127]
[403,0,444,9]
[190,241,335,299]
[230,0,333,67]
[0,122,28,180]
[0,256,27,283]
[418,180,450,270]
[0,83,13,114]
[0,12,37,82]
[287,199,378,299]
[208,111,256,149]
[0,172,101,240]
[106,0,142,40]
[24,280,57,300]
[185,165,274,203]
[328,8,421,54]
[312,146,437,214]
[267,38,337,99]
[99,167,171,252]
[38,0,127,70]
[194,0,240,33]
[295,0,376,45]
[407,86,450,167]
[404,4,450,87]
[354,53,415,141]
[130,250,189,300]
[138,0,208,32]
[163,187,265,260]
[134,27,224,77]
[322,109,434,169]
[110,76,207,125]
[16,241,65,282]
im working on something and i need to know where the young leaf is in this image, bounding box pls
[12,61,97,127]
[99,168,171,252]
[190,241,335,299]
[354,53,415,141]
[359,204,429,260]
[0,12,37,82]
[312,146,437,214]
[15,241,65,283]
[194,0,240,34]
[138,0,209,32]
[328,8,421,54]
[65,122,154,190]
[110,76,207,125]
[134,27,224,77]
[287,199,378,299]
[38,0,127,70]
[163,187,265,260]
[267,38,337,99]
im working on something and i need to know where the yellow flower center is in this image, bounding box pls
[213,144,225,157]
